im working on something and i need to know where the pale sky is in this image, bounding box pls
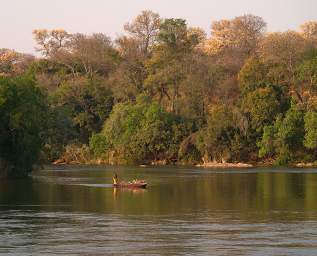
[1,0,316,54]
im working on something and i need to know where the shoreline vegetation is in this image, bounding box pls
[1,11,317,177]
[51,157,317,169]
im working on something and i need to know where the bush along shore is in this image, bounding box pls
[2,11,317,177]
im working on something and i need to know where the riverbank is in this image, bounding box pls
[50,159,317,169]
[52,158,255,168]
[295,162,317,168]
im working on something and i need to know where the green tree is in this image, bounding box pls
[258,103,305,165]
[304,111,317,149]
[241,86,288,132]
[43,105,78,161]
[296,50,317,97]
[53,76,114,143]
[0,75,47,177]
[112,35,148,101]
[90,95,191,164]
[196,105,247,163]
[145,18,203,113]
[238,56,271,93]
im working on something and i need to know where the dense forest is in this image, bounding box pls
[1,11,317,177]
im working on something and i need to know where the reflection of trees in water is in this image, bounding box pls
[2,169,317,256]
[2,170,317,220]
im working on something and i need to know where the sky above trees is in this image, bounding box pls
[1,0,317,54]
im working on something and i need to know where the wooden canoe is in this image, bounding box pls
[113,182,147,189]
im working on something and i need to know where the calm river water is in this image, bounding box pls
[1,166,317,255]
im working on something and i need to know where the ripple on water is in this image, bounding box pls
[2,167,317,255]
[1,210,317,255]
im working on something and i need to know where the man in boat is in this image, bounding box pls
[113,173,119,185]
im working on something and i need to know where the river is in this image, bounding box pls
[1,165,317,255]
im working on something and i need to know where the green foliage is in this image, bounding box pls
[258,103,305,165]
[241,86,289,132]
[239,57,269,93]
[304,111,317,149]
[178,132,202,164]
[158,19,188,49]
[145,18,205,115]
[90,95,191,164]
[158,18,202,51]
[258,125,276,158]
[0,75,47,177]
[89,133,109,157]
[242,87,277,131]
[5,13,317,169]
[196,105,247,162]
[43,105,78,161]
[276,104,304,149]
[31,59,69,77]
[297,51,317,93]
[53,76,114,143]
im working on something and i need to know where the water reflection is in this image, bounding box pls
[113,187,147,197]
[1,166,317,255]
[1,167,317,216]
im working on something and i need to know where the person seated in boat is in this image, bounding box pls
[113,173,119,185]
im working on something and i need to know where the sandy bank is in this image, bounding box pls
[197,162,253,168]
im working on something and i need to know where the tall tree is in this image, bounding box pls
[33,29,71,57]
[0,75,48,177]
[258,31,310,101]
[124,10,161,55]
[205,14,266,57]
[52,76,114,143]
[65,33,118,77]
[145,18,204,113]
[300,21,317,44]
[111,36,148,101]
